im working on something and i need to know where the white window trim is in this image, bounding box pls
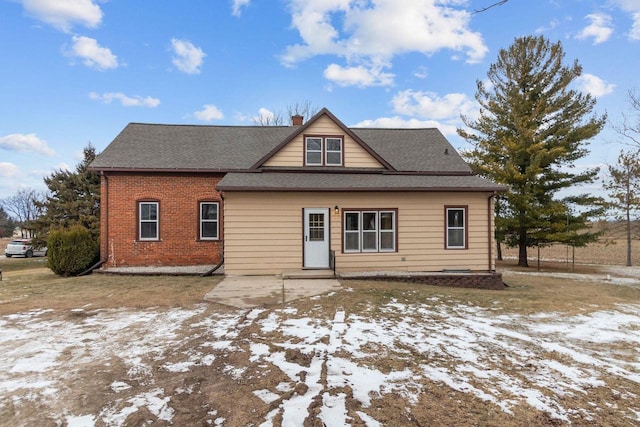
[139,201,159,241]
[305,136,343,166]
[446,207,466,249]
[199,202,219,240]
[379,210,396,252]
[305,137,323,166]
[343,210,396,253]
[325,137,343,166]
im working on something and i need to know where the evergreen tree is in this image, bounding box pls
[0,206,16,237]
[604,149,640,266]
[32,145,101,241]
[458,35,606,267]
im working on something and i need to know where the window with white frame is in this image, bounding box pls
[343,210,396,253]
[446,207,466,249]
[139,201,159,240]
[200,202,219,240]
[325,137,342,165]
[305,136,343,166]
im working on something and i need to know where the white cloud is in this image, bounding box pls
[0,162,21,178]
[352,88,478,136]
[231,0,251,16]
[0,133,55,156]
[254,107,276,123]
[535,18,559,34]
[69,36,118,70]
[576,73,616,97]
[280,0,487,85]
[89,92,160,107]
[392,90,476,120]
[54,162,72,172]
[170,38,206,74]
[576,12,614,44]
[323,63,394,87]
[413,66,428,79]
[20,0,102,32]
[352,116,458,136]
[194,104,224,121]
[631,12,640,40]
[609,1,640,40]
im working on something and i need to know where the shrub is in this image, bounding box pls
[47,225,99,276]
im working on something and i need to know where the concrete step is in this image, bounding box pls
[281,270,335,279]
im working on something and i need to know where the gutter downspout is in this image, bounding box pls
[488,192,496,272]
[201,192,224,277]
[79,172,108,276]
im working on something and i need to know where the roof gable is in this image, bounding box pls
[251,108,395,170]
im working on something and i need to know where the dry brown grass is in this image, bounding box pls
[500,221,640,266]
[0,263,221,315]
[2,235,640,426]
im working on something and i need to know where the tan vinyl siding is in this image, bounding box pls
[223,191,495,275]
[263,115,384,168]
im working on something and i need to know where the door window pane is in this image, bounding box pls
[309,213,325,241]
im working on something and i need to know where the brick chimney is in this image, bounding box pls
[291,114,304,126]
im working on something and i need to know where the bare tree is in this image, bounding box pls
[253,100,320,126]
[253,108,286,126]
[604,149,640,266]
[287,100,319,124]
[614,88,640,146]
[0,188,46,238]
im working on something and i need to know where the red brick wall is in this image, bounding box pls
[101,172,224,267]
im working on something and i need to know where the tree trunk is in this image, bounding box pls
[518,229,529,267]
[627,206,632,267]
[496,240,503,261]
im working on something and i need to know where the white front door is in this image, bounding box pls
[303,208,330,268]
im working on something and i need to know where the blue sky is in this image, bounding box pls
[1,0,639,201]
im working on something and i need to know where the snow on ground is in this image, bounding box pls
[1,298,640,425]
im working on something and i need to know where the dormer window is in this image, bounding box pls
[305,136,343,166]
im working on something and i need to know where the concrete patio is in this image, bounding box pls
[204,270,341,308]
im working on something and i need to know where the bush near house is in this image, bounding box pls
[47,225,99,276]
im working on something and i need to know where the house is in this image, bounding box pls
[91,108,505,287]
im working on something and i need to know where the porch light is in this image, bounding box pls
[334,205,339,214]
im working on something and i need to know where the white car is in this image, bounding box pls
[4,239,48,258]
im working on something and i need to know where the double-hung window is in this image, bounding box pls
[446,207,467,249]
[305,136,343,166]
[139,201,159,241]
[200,202,219,240]
[343,210,396,253]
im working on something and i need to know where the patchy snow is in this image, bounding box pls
[1,296,640,425]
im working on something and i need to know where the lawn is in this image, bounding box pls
[0,257,639,426]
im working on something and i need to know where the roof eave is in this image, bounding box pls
[216,185,507,192]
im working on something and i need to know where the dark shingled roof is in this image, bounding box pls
[90,108,506,192]
[91,111,475,174]
[350,128,471,173]
[217,172,505,192]
[90,123,298,171]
